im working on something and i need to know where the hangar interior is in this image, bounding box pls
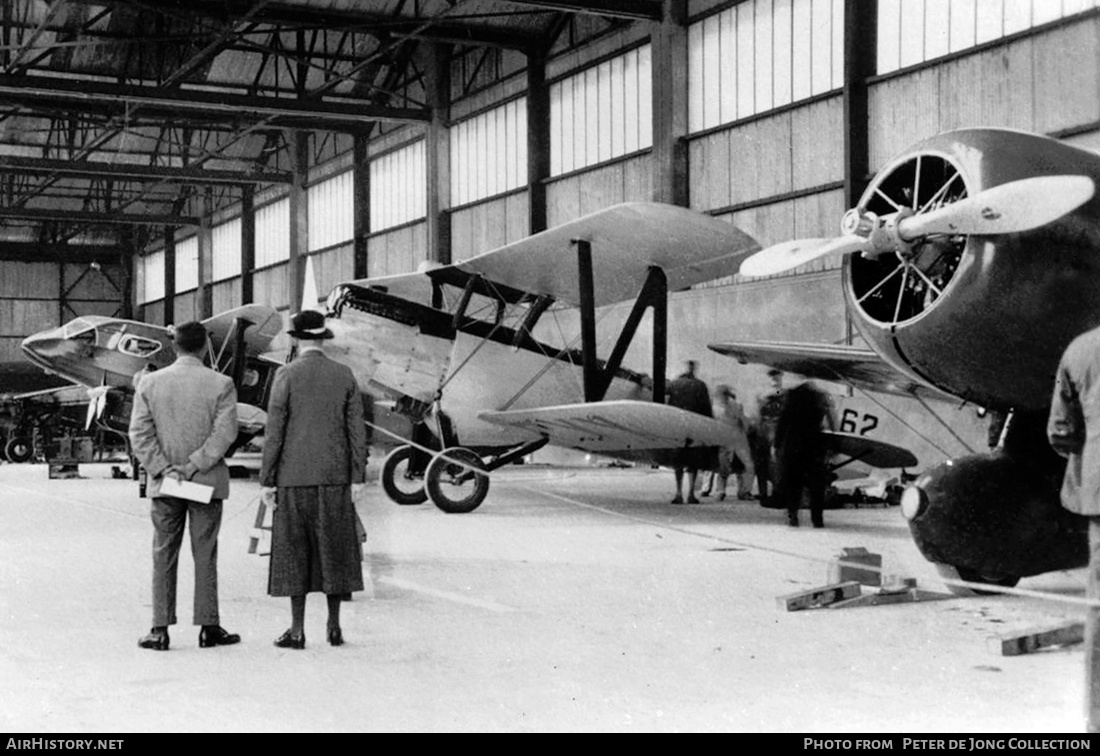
[0,0,1097,420]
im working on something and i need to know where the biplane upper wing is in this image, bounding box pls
[708,339,956,402]
[202,304,283,355]
[343,203,760,308]
[480,400,740,452]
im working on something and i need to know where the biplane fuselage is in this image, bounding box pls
[324,281,651,449]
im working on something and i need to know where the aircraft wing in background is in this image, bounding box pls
[708,339,956,403]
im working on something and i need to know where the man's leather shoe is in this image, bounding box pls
[139,627,169,651]
[327,627,344,647]
[199,625,240,648]
[274,630,305,649]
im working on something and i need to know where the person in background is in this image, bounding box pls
[128,321,240,651]
[665,360,712,504]
[260,310,368,650]
[701,384,756,501]
[771,380,836,528]
[1047,325,1100,733]
[751,368,787,504]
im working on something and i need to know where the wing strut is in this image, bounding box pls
[576,239,600,402]
[575,235,668,405]
[595,265,667,404]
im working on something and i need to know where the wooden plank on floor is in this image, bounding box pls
[777,581,861,611]
[990,622,1085,656]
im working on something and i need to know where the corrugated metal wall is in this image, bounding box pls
[0,260,123,363]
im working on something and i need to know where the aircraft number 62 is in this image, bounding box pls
[839,408,879,436]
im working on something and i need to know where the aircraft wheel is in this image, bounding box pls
[381,445,429,506]
[4,437,33,463]
[935,563,1020,596]
[425,447,490,514]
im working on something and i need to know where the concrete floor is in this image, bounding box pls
[0,462,1089,733]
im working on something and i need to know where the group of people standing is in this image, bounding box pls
[666,360,835,528]
[128,310,367,651]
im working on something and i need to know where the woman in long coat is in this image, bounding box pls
[260,310,368,648]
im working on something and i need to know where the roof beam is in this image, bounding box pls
[0,241,120,264]
[0,74,429,131]
[0,155,291,185]
[0,207,199,226]
[500,0,662,21]
[65,0,540,50]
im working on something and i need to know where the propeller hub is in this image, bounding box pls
[840,208,874,238]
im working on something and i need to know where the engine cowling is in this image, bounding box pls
[844,128,1100,412]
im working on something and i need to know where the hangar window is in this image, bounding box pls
[877,0,1098,74]
[450,98,527,206]
[212,218,242,282]
[370,140,427,231]
[140,250,165,305]
[175,235,198,293]
[688,0,844,133]
[550,45,652,175]
[255,199,290,268]
[308,171,354,250]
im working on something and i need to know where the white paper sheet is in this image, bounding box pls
[159,476,214,503]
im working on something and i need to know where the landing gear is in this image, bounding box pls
[935,563,1020,596]
[381,445,429,506]
[425,447,490,514]
[4,436,33,463]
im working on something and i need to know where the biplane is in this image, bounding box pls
[714,127,1100,589]
[322,203,764,513]
[20,303,283,448]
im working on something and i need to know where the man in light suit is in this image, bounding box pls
[1049,324,1100,732]
[260,310,367,649]
[129,321,240,651]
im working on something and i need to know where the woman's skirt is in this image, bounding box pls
[268,485,364,597]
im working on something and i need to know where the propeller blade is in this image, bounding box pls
[85,386,109,430]
[739,236,868,277]
[900,175,1095,238]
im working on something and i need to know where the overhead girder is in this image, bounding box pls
[59,0,545,51]
[0,74,430,131]
[500,0,662,21]
[0,155,291,185]
[0,206,199,226]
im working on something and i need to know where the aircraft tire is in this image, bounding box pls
[425,447,490,514]
[935,563,1020,596]
[4,436,33,463]
[381,445,429,506]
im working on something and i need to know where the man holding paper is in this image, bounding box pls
[129,321,241,651]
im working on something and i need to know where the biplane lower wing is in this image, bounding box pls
[708,339,955,402]
[479,400,739,453]
[824,431,918,469]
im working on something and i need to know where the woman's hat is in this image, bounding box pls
[287,310,333,340]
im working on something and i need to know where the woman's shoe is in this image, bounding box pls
[327,627,344,646]
[274,630,305,649]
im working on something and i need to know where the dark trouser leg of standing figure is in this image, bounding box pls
[151,497,187,627]
[808,465,826,528]
[187,499,223,626]
[672,467,685,503]
[1087,519,1100,732]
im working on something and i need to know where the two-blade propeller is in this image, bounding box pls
[739,175,1095,278]
[85,384,110,430]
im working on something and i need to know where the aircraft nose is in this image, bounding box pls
[21,326,69,363]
